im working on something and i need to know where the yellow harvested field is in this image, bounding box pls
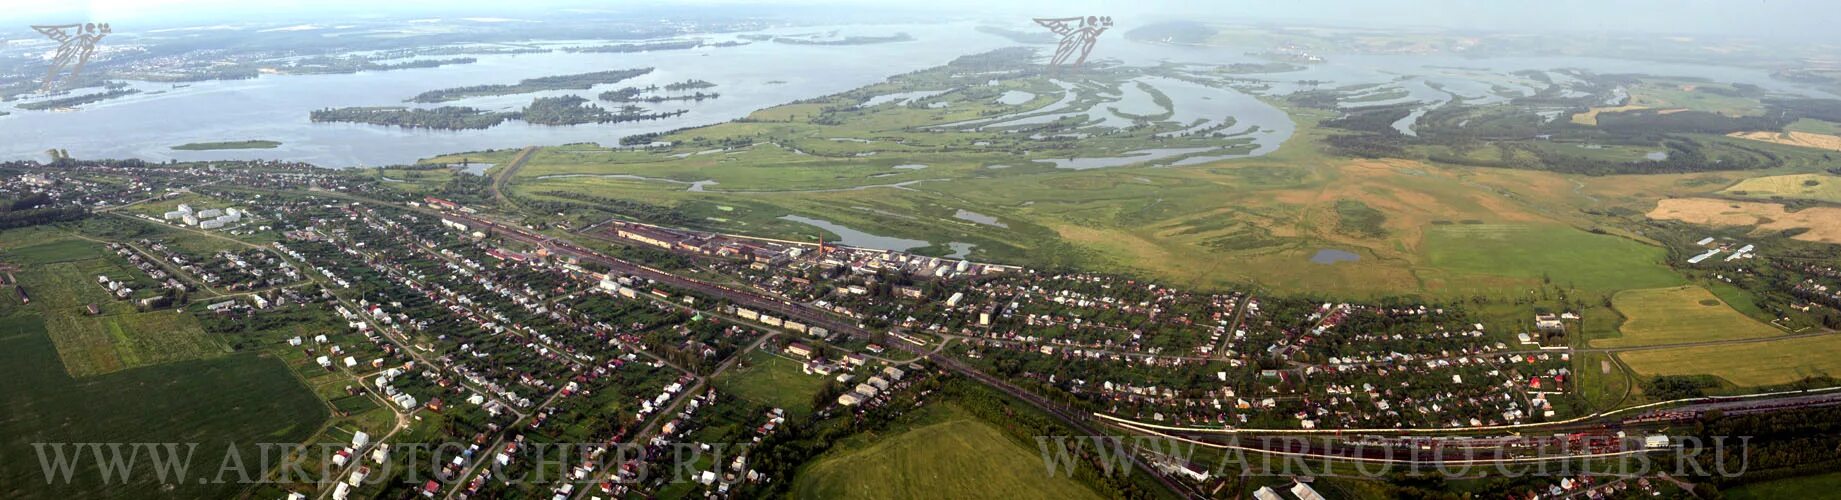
[1596,286,1781,348]
[1571,105,1648,126]
[1620,335,1841,387]
[1721,174,1841,204]
[1647,198,1841,244]
[1727,131,1841,152]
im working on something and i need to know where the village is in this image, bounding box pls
[2,160,1822,500]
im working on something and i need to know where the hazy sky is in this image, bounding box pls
[6,0,1837,42]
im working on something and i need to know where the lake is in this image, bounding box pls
[1310,249,1361,265]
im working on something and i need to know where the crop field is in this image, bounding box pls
[1720,173,1841,203]
[788,403,1100,500]
[1727,130,1841,153]
[0,313,325,499]
[1625,81,1765,116]
[1648,198,1841,244]
[1723,472,1841,500]
[1786,118,1841,135]
[2,234,226,377]
[1594,286,1781,348]
[713,350,831,416]
[1617,334,1841,387]
[1420,224,1682,295]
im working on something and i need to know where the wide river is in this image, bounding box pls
[2,20,1830,166]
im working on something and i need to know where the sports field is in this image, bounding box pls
[1618,334,1841,387]
[1594,286,1782,348]
[788,403,1101,500]
[713,350,831,417]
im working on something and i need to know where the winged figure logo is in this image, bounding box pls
[1033,16,1112,67]
[33,22,111,92]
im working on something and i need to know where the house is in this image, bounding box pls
[1290,482,1326,500]
[882,366,905,380]
[837,392,864,406]
[1534,314,1565,334]
[1252,486,1283,500]
[854,383,879,397]
[785,342,814,359]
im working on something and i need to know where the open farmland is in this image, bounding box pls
[1419,224,1682,295]
[1618,334,1841,387]
[1727,131,1841,152]
[1720,173,1841,203]
[1595,286,1782,348]
[2,235,225,377]
[788,404,1101,500]
[0,313,325,499]
[1647,198,1841,244]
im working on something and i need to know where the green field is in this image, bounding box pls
[1786,118,1841,135]
[0,313,326,499]
[170,140,281,151]
[1572,351,1632,412]
[1723,472,1841,499]
[1421,224,1684,294]
[1595,286,1782,348]
[713,350,831,417]
[789,403,1101,500]
[1618,334,1841,387]
[3,236,225,377]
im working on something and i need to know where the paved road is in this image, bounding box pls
[489,146,538,209]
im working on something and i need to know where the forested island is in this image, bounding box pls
[276,56,477,75]
[599,80,720,103]
[408,68,655,103]
[171,140,283,150]
[311,96,686,130]
[563,40,745,53]
[521,96,688,125]
[310,106,512,130]
[16,89,141,110]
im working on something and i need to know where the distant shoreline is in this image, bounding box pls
[171,140,283,150]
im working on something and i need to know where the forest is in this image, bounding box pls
[408,68,655,103]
